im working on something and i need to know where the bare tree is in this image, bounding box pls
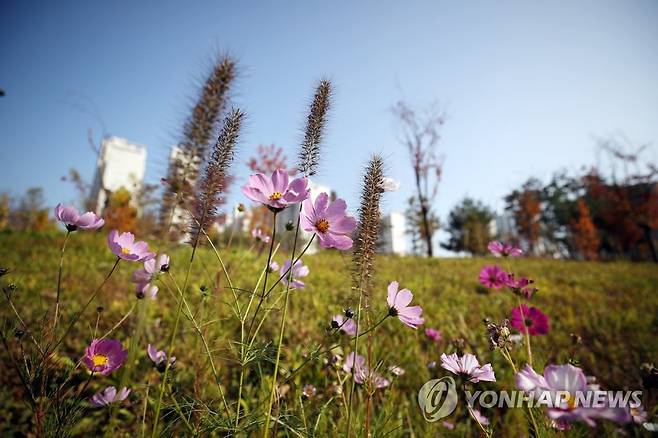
[392,100,445,257]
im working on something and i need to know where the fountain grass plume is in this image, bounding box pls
[191,108,244,242]
[183,56,237,161]
[161,55,237,233]
[298,79,332,176]
[351,155,385,294]
[346,155,385,437]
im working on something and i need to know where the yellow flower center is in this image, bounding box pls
[564,393,577,410]
[269,192,283,201]
[315,218,330,233]
[121,247,131,255]
[92,354,109,367]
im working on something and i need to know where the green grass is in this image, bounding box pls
[1,230,657,436]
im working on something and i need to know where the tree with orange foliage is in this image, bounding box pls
[104,187,138,232]
[505,179,542,255]
[571,199,600,260]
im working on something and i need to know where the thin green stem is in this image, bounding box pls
[152,244,197,437]
[354,315,388,339]
[201,228,241,318]
[246,212,278,339]
[2,290,44,355]
[164,272,230,414]
[53,230,70,331]
[346,290,364,438]
[263,209,302,436]
[516,296,533,367]
[167,383,195,434]
[141,380,150,438]
[47,257,120,356]
[246,236,315,348]
[259,237,315,302]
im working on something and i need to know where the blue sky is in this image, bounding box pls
[2,0,657,226]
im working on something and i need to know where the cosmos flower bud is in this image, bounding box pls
[14,329,24,339]
[0,267,8,277]
[331,319,340,329]
[344,308,354,319]
[285,221,295,231]
[96,306,104,313]
[237,203,245,212]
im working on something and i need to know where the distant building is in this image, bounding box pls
[489,213,516,241]
[163,145,201,228]
[90,136,146,214]
[379,211,407,255]
[213,204,250,235]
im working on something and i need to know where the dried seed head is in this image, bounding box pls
[161,55,237,233]
[484,318,511,351]
[190,108,244,241]
[298,79,332,176]
[351,155,385,295]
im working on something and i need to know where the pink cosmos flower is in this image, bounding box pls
[131,254,168,298]
[147,344,175,371]
[131,254,170,284]
[332,314,357,336]
[468,407,490,427]
[440,352,496,383]
[82,339,128,375]
[510,304,550,336]
[487,240,523,257]
[107,230,155,262]
[478,265,508,289]
[425,327,442,343]
[300,192,357,250]
[505,273,538,298]
[387,281,424,329]
[135,282,158,300]
[55,203,104,231]
[241,169,309,211]
[343,352,390,389]
[280,259,309,289]
[251,228,271,243]
[90,386,130,407]
[516,364,632,427]
[442,421,455,430]
[269,261,280,273]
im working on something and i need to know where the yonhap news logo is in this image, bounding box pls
[418,377,648,426]
[417,377,458,422]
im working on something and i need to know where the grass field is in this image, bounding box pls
[1,230,657,436]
